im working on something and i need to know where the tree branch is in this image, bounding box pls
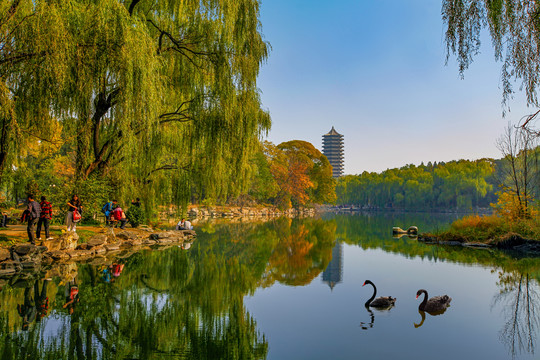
[143,164,189,184]
[128,0,141,16]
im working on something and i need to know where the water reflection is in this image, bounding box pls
[0,218,339,359]
[360,308,375,330]
[1,215,540,359]
[414,310,426,328]
[493,271,540,358]
[322,241,343,290]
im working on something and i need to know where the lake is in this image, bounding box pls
[0,212,538,359]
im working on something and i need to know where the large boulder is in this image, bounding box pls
[58,233,79,250]
[11,244,39,256]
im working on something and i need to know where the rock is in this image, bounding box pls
[36,245,48,253]
[104,244,121,252]
[58,233,78,250]
[0,268,16,277]
[440,241,462,246]
[21,261,40,271]
[12,244,38,256]
[1,260,22,272]
[463,242,491,248]
[180,230,197,237]
[87,236,106,248]
[76,243,89,250]
[0,248,10,262]
[156,237,175,244]
[87,235,108,247]
[47,251,70,261]
[94,247,107,255]
[143,239,157,245]
[66,250,94,259]
[116,231,138,241]
[120,239,143,247]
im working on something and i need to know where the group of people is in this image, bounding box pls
[22,195,55,245]
[101,199,137,229]
[18,194,196,244]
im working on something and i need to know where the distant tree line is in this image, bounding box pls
[336,150,540,211]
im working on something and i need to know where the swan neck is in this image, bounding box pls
[419,291,428,310]
[365,283,377,307]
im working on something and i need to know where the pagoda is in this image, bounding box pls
[322,126,344,178]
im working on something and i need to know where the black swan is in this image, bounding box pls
[416,289,451,312]
[362,280,396,308]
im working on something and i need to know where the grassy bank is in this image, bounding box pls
[423,214,540,244]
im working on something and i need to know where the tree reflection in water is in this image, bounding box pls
[0,217,337,359]
[493,272,540,358]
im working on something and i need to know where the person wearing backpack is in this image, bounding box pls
[26,195,41,245]
[36,196,53,241]
[102,200,116,226]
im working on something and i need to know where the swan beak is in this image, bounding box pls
[362,282,366,286]
[415,295,419,299]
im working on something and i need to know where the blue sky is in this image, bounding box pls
[257,0,532,174]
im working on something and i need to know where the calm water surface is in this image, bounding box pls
[0,213,539,359]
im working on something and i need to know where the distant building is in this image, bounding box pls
[322,241,343,290]
[322,126,344,177]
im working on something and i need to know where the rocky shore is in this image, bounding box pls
[187,206,316,219]
[418,232,540,256]
[0,228,196,279]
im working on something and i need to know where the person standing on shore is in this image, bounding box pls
[66,195,81,232]
[36,196,53,241]
[26,195,41,245]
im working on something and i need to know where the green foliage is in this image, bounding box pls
[0,217,339,358]
[126,205,144,228]
[336,159,495,210]
[0,0,270,211]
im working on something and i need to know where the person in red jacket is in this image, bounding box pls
[112,206,127,229]
[36,196,53,241]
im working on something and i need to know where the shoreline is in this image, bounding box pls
[0,227,197,280]
[418,232,540,257]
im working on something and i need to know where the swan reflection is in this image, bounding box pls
[413,308,449,328]
[360,306,394,330]
[360,308,375,330]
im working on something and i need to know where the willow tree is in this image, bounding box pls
[0,0,270,208]
[442,0,540,115]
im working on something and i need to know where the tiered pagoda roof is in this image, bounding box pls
[322,126,344,178]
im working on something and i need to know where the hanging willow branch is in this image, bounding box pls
[143,164,190,184]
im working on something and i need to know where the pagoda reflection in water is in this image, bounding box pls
[322,241,343,290]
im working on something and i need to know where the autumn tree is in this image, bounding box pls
[495,123,539,218]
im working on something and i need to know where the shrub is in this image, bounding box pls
[126,206,144,228]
